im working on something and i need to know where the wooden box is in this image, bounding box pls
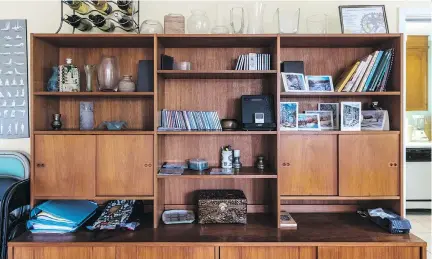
[198,190,247,224]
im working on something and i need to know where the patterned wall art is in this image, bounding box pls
[0,19,29,139]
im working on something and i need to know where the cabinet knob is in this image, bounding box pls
[36,163,45,168]
[282,163,286,166]
[287,163,290,166]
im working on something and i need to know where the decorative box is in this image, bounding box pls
[198,190,247,224]
[189,158,208,171]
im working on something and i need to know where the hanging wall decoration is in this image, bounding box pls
[0,19,29,139]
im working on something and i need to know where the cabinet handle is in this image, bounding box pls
[282,163,286,166]
[287,163,290,166]
[36,163,45,168]
[389,162,393,167]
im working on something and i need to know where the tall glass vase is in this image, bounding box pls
[84,64,96,92]
[97,57,120,92]
[247,2,265,34]
[230,7,245,34]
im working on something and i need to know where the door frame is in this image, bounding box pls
[398,7,432,216]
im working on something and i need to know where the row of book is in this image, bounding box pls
[335,48,395,92]
[235,53,272,70]
[158,109,222,131]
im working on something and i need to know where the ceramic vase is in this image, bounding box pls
[51,114,62,130]
[80,102,94,130]
[97,56,120,92]
[118,75,136,92]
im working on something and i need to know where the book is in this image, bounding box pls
[369,50,391,91]
[280,211,297,229]
[158,168,184,176]
[379,49,395,91]
[344,61,365,92]
[358,50,380,92]
[336,62,359,92]
[353,55,373,92]
[363,50,384,91]
[248,53,257,70]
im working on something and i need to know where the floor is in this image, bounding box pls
[407,210,432,259]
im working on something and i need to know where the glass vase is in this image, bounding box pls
[140,20,164,34]
[187,10,210,33]
[307,14,328,34]
[84,64,96,92]
[97,56,120,92]
[230,7,245,34]
[247,2,265,34]
[274,8,300,34]
[80,102,94,130]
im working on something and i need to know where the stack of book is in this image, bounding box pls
[235,53,271,70]
[158,109,222,131]
[335,48,395,92]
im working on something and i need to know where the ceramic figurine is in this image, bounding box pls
[47,66,59,92]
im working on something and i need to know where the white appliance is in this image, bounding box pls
[406,148,432,209]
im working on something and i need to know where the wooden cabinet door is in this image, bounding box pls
[220,247,315,259]
[339,135,399,196]
[280,135,337,195]
[96,135,154,196]
[318,247,421,259]
[34,135,96,198]
[116,246,214,259]
[407,36,428,111]
[12,247,114,259]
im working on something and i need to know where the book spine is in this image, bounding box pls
[354,55,373,92]
[337,62,360,92]
[359,51,380,92]
[182,111,191,130]
[344,61,365,92]
[380,48,395,91]
[370,50,390,92]
[363,51,383,91]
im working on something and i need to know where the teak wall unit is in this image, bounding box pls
[11,33,427,259]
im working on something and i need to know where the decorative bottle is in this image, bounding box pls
[64,14,92,32]
[232,150,242,169]
[117,0,133,15]
[59,58,80,92]
[51,114,62,130]
[64,0,89,15]
[89,14,115,32]
[114,13,134,30]
[92,0,112,15]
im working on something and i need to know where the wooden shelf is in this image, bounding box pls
[34,92,154,97]
[280,196,401,200]
[280,34,402,47]
[34,130,155,135]
[157,131,276,135]
[33,34,154,48]
[280,131,400,135]
[33,196,155,200]
[157,167,276,179]
[280,91,401,97]
[158,70,277,79]
[157,34,277,48]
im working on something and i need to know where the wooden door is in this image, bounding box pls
[116,246,214,259]
[220,247,315,259]
[96,135,154,196]
[34,135,96,198]
[280,135,337,195]
[339,135,399,196]
[407,36,428,111]
[318,247,421,259]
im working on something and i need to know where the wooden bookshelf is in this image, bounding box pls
[34,92,154,97]
[280,91,401,97]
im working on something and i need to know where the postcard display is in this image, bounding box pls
[0,19,29,138]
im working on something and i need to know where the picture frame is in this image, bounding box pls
[306,75,334,92]
[318,103,339,130]
[341,102,362,131]
[305,110,333,130]
[281,72,308,92]
[361,110,389,131]
[339,5,389,34]
[280,102,298,130]
[298,113,321,131]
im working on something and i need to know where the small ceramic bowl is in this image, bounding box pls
[221,119,238,131]
[99,121,127,131]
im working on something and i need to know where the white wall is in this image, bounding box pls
[0,0,431,155]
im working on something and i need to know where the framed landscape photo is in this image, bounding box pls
[319,103,339,130]
[341,102,362,131]
[280,102,299,130]
[339,5,389,34]
[281,72,308,92]
[361,110,389,131]
[306,76,334,92]
[298,113,321,131]
[305,110,333,130]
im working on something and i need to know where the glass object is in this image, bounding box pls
[247,2,265,34]
[274,8,300,34]
[370,101,383,110]
[92,0,112,15]
[51,114,62,130]
[114,13,134,30]
[211,25,230,34]
[59,58,80,92]
[117,0,133,15]
[256,155,265,170]
[307,14,328,34]
[64,0,89,15]
[164,14,185,34]
[187,10,210,33]
[47,67,59,92]
[118,75,136,92]
[97,56,120,92]
[84,64,96,92]
[89,14,115,32]
[64,14,92,32]
[140,20,163,34]
[230,7,245,34]
[232,150,242,169]
[80,102,94,130]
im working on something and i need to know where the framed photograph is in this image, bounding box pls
[298,113,321,131]
[319,103,339,130]
[281,72,308,92]
[339,5,389,34]
[361,110,389,131]
[341,102,362,131]
[305,111,333,130]
[280,102,298,130]
[306,76,334,92]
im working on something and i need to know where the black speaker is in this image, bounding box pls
[241,95,276,131]
[137,60,154,92]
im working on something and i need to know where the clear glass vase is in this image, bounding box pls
[274,8,300,34]
[140,20,164,34]
[97,56,120,92]
[247,2,265,34]
[230,7,245,34]
[187,10,210,33]
[307,14,328,34]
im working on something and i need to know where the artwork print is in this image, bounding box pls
[341,102,361,131]
[306,75,334,92]
[0,19,29,139]
[281,72,307,92]
[305,110,333,130]
[298,113,321,131]
[319,103,339,130]
[339,6,389,34]
[361,110,389,131]
[280,102,298,130]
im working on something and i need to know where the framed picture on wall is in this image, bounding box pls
[339,5,389,34]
